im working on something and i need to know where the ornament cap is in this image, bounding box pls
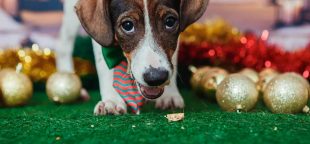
[236,104,243,113]
[189,65,198,73]
[16,63,23,73]
[303,106,310,114]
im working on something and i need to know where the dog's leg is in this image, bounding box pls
[56,0,89,101]
[56,0,79,73]
[92,40,127,115]
[155,43,184,109]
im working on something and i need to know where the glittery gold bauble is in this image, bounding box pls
[263,73,309,114]
[257,68,279,91]
[0,69,33,107]
[46,72,82,104]
[201,68,228,92]
[239,68,259,83]
[284,73,310,91]
[190,66,211,91]
[216,74,259,112]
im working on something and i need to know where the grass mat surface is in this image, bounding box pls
[1,90,310,144]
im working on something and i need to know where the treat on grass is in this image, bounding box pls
[165,113,185,122]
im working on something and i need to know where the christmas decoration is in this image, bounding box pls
[285,72,310,94]
[180,19,241,44]
[46,72,82,104]
[190,65,310,114]
[179,20,310,79]
[182,20,310,114]
[190,66,228,94]
[0,68,33,107]
[190,66,211,91]
[216,74,259,112]
[257,68,280,91]
[200,68,228,92]
[263,73,309,114]
[0,45,95,82]
[239,68,259,83]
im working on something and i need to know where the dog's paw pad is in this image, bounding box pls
[155,95,185,110]
[94,100,127,116]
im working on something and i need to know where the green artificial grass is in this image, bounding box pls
[1,90,310,144]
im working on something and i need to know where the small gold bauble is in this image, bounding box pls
[239,68,259,83]
[216,74,259,112]
[201,67,228,92]
[257,68,279,91]
[263,73,309,114]
[190,66,211,91]
[46,72,82,104]
[0,69,33,107]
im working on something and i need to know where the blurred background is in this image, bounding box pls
[0,0,309,50]
[0,0,309,89]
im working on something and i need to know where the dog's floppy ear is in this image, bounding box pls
[180,0,209,31]
[75,0,113,46]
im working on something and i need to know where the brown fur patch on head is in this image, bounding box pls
[110,0,145,54]
[110,0,182,64]
[76,0,208,65]
[75,0,114,46]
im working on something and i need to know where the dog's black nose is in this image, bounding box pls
[143,67,169,86]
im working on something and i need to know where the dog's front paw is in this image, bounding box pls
[94,100,127,115]
[155,92,185,110]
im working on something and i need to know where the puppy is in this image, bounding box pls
[58,0,208,115]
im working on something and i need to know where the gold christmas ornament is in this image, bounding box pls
[0,46,95,82]
[201,68,228,92]
[263,73,309,114]
[190,66,228,96]
[190,66,211,91]
[257,68,279,91]
[46,72,82,104]
[0,68,33,107]
[239,68,259,83]
[216,74,259,112]
[284,73,310,92]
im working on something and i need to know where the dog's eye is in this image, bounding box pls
[121,21,135,33]
[165,16,177,30]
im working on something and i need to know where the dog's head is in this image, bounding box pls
[76,0,208,99]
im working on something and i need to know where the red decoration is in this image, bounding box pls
[179,31,310,79]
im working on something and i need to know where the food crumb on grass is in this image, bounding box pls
[165,113,185,122]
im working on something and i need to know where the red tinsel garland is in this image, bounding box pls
[179,32,310,79]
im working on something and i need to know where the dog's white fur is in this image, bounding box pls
[131,0,172,87]
[56,0,79,73]
[57,0,184,115]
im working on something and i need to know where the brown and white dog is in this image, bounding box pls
[57,0,208,115]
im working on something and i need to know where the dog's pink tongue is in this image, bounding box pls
[140,86,164,100]
[144,87,161,95]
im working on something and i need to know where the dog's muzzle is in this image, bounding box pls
[137,83,165,100]
[136,67,169,99]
